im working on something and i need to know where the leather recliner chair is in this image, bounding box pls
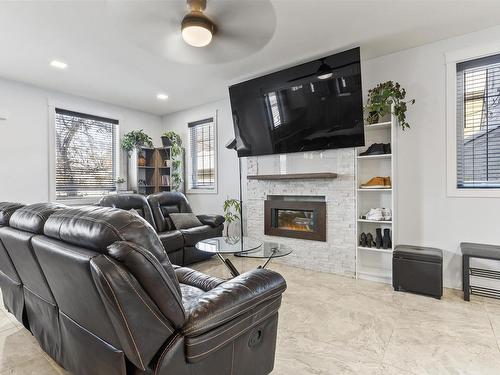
[147,192,225,265]
[99,192,224,266]
[0,202,286,375]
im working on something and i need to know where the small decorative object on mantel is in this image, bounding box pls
[121,129,153,155]
[365,81,415,130]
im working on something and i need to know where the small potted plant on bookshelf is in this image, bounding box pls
[161,131,182,148]
[365,81,415,130]
[121,130,153,154]
[115,177,126,192]
[223,199,241,237]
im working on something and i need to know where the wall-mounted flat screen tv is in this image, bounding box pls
[229,47,364,157]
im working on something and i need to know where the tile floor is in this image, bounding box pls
[0,257,499,374]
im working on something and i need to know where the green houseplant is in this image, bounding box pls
[223,199,241,237]
[365,81,415,130]
[162,131,183,191]
[121,130,153,152]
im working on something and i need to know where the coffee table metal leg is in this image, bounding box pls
[259,248,278,270]
[216,253,240,278]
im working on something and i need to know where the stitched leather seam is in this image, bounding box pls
[185,298,281,346]
[51,214,124,241]
[23,285,56,307]
[0,270,21,286]
[186,308,279,360]
[102,255,173,333]
[184,287,285,334]
[93,263,145,369]
[125,242,184,312]
[154,332,180,375]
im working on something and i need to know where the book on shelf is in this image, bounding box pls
[161,175,170,186]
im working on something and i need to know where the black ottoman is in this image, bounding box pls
[393,245,443,299]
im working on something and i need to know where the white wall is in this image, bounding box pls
[361,26,500,289]
[162,99,239,218]
[163,26,500,289]
[0,77,163,204]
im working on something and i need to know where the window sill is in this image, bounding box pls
[447,187,500,198]
[187,188,218,195]
[54,196,103,206]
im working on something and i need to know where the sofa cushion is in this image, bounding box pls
[10,203,65,234]
[181,225,222,247]
[0,202,24,226]
[169,213,203,230]
[158,230,184,253]
[147,192,193,233]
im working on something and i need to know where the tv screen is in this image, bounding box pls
[229,47,364,157]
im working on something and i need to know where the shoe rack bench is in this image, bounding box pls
[355,109,397,284]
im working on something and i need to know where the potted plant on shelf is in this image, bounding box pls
[223,199,241,237]
[162,131,184,191]
[161,131,182,148]
[121,130,153,154]
[365,81,415,130]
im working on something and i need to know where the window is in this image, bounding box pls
[188,116,217,192]
[54,108,119,201]
[456,53,500,189]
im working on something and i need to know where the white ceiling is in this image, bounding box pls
[1,0,500,115]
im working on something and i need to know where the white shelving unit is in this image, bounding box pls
[355,112,397,284]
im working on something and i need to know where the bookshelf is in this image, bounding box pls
[128,147,184,195]
[355,109,397,284]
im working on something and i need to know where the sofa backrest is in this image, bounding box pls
[0,203,65,359]
[0,202,26,326]
[148,192,193,232]
[37,205,185,371]
[99,193,157,231]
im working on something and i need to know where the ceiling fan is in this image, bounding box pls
[106,0,276,64]
[181,0,216,47]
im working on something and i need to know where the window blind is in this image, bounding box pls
[457,53,500,188]
[55,108,119,199]
[188,117,215,190]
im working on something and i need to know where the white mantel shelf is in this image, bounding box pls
[247,173,338,181]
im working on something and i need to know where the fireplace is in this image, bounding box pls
[265,198,326,241]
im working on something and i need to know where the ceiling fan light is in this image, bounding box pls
[181,12,215,47]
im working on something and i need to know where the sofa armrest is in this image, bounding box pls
[183,268,286,337]
[175,267,225,292]
[196,214,225,228]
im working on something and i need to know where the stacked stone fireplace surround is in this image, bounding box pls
[245,148,357,277]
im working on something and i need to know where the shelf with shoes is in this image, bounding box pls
[355,107,396,284]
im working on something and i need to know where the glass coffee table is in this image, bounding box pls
[195,237,292,277]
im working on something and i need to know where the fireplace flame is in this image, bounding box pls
[279,223,314,232]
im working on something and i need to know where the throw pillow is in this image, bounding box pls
[169,213,203,230]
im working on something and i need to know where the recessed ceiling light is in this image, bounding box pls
[50,60,68,70]
[157,93,169,101]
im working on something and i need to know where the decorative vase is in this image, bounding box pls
[161,136,172,147]
[138,153,147,166]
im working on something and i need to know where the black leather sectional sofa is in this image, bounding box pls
[0,201,286,375]
[99,192,224,266]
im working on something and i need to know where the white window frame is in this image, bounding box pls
[48,100,122,205]
[446,43,500,198]
[186,110,218,194]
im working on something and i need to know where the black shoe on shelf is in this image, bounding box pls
[375,228,383,249]
[382,229,392,249]
[384,143,391,154]
[366,233,375,248]
[359,143,385,157]
[360,232,367,247]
